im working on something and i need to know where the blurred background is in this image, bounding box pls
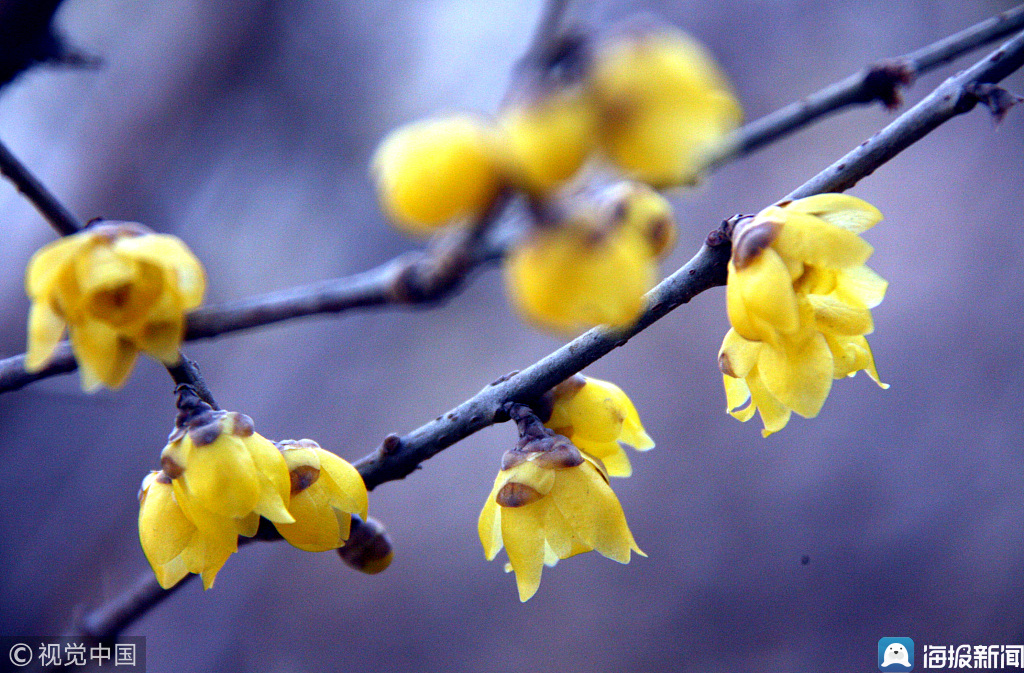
[1,0,1022,671]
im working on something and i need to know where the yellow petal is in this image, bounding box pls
[770,211,873,268]
[245,434,294,524]
[551,463,640,563]
[834,264,887,309]
[478,474,505,561]
[138,474,194,566]
[317,449,369,520]
[116,234,206,309]
[718,328,761,378]
[179,435,261,519]
[499,86,598,195]
[500,501,547,602]
[24,233,89,299]
[781,193,883,234]
[504,224,656,335]
[236,512,260,538]
[153,555,190,589]
[757,333,833,418]
[731,249,800,335]
[723,374,756,422]
[503,459,557,496]
[595,378,655,451]
[794,266,837,295]
[808,294,874,335]
[67,320,138,390]
[274,487,342,552]
[745,367,791,436]
[549,379,624,443]
[25,301,67,371]
[826,334,889,388]
[83,259,163,329]
[542,502,591,560]
[136,318,184,363]
[573,437,632,478]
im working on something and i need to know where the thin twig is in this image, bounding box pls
[75,29,1024,641]
[0,137,82,235]
[701,4,1024,170]
[522,0,573,64]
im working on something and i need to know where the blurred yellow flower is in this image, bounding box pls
[273,439,369,553]
[24,221,205,391]
[589,24,742,187]
[543,374,653,477]
[720,194,888,436]
[499,85,599,196]
[372,115,505,234]
[504,181,674,334]
[479,415,643,602]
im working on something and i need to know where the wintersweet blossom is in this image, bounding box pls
[720,194,888,436]
[479,410,643,601]
[589,24,742,187]
[273,439,369,553]
[542,374,654,477]
[25,221,205,391]
[138,470,243,589]
[139,388,293,588]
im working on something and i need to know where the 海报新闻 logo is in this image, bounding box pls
[879,637,915,671]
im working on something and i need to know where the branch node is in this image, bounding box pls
[965,81,1023,123]
[380,433,402,456]
[490,370,519,386]
[860,60,916,110]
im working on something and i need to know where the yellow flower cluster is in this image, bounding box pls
[372,26,739,235]
[479,379,651,601]
[719,194,889,436]
[138,390,371,588]
[371,21,740,335]
[24,221,205,391]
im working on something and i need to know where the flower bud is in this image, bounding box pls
[372,115,505,234]
[337,516,394,575]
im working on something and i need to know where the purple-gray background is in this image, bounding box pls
[1,1,1022,671]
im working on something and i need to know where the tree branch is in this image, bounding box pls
[701,3,1024,170]
[0,137,82,235]
[354,28,1024,489]
[74,29,1024,641]
[4,7,1021,395]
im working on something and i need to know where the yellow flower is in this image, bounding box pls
[160,408,294,526]
[24,221,205,391]
[720,194,888,436]
[542,374,654,477]
[138,470,245,589]
[589,24,742,187]
[139,389,296,588]
[372,115,506,234]
[499,85,599,196]
[273,439,370,553]
[479,410,643,601]
[504,182,674,334]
